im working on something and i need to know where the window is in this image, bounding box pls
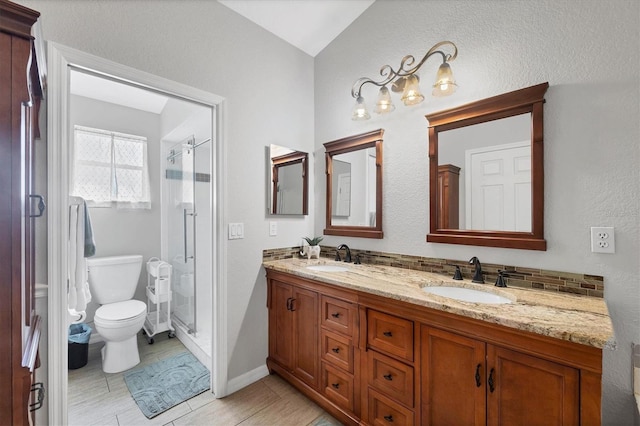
[72,125,151,208]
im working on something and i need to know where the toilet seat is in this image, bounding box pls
[95,300,146,328]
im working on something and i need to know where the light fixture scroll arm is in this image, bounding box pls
[401,40,458,76]
[351,63,399,98]
[351,41,458,99]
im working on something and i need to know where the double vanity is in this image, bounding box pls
[263,257,612,425]
[264,82,613,424]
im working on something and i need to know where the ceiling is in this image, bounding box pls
[217,0,375,57]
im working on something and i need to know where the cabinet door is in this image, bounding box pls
[486,346,579,426]
[269,280,293,368]
[421,326,486,426]
[291,287,319,388]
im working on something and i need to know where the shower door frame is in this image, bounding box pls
[46,42,229,426]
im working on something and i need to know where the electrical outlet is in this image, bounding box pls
[590,227,615,253]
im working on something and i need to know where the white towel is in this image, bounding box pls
[68,198,92,314]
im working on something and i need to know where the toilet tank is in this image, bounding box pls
[86,255,143,304]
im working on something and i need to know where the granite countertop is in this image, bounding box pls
[263,258,614,349]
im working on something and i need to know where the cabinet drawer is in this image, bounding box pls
[367,310,414,361]
[368,350,414,408]
[321,362,354,411]
[368,388,414,426]
[321,330,354,373]
[321,295,356,337]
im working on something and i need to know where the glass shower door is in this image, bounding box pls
[167,138,196,333]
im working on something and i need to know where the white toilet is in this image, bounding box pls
[86,255,146,373]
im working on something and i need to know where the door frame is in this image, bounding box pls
[47,42,229,425]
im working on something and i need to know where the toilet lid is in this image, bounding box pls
[96,300,146,321]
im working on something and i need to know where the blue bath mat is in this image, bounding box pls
[123,351,210,418]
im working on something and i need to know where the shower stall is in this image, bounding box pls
[162,131,212,364]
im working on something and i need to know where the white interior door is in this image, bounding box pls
[465,141,531,231]
[336,173,351,217]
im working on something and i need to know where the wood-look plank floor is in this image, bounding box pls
[68,333,342,426]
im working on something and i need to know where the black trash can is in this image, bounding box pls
[68,323,92,369]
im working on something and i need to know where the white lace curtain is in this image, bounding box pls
[72,125,151,209]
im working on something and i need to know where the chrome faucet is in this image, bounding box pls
[336,244,352,263]
[469,256,484,283]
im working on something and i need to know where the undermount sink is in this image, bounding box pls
[423,286,513,304]
[306,265,350,273]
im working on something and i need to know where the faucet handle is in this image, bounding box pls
[334,250,341,261]
[354,254,361,265]
[495,270,508,288]
[452,265,463,280]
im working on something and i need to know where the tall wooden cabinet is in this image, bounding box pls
[437,164,460,229]
[0,1,44,424]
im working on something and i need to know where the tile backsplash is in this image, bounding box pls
[262,246,604,298]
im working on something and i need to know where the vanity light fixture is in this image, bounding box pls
[351,40,458,120]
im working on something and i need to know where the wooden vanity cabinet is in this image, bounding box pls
[421,326,580,426]
[267,271,361,425]
[265,269,602,425]
[363,309,419,425]
[268,279,319,389]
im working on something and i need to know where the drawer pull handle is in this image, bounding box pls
[383,331,393,337]
[331,383,340,389]
[29,382,45,412]
[384,414,394,422]
[475,364,482,387]
[286,298,293,311]
[383,373,393,381]
[332,347,340,353]
[331,312,340,318]
[488,368,496,393]
[29,194,46,218]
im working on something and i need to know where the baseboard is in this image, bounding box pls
[226,364,270,395]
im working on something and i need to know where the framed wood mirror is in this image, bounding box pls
[324,129,383,239]
[426,82,549,250]
[268,144,308,215]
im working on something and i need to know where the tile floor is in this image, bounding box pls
[68,333,342,426]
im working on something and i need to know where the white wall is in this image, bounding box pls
[20,0,315,383]
[70,94,162,319]
[314,1,639,424]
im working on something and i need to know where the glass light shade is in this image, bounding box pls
[374,86,395,114]
[432,62,457,96]
[400,74,424,106]
[351,96,370,120]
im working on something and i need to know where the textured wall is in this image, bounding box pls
[314,1,639,424]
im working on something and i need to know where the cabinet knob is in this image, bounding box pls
[331,312,340,318]
[383,331,393,337]
[383,414,394,422]
[383,373,393,381]
[332,347,340,354]
[331,383,340,389]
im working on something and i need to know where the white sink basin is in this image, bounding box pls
[423,286,513,304]
[306,265,350,273]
